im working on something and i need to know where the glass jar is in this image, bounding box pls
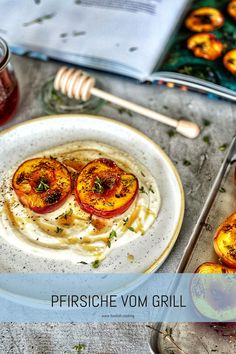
[41,77,104,115]
[0,37,19,125]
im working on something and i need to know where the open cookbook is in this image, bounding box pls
[1,0,236,101]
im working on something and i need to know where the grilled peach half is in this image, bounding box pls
[75,158,138,218]
[195,262,236,274]
[223,49,236,75]
[185,7,224,32]
[214,212,236,268]
[187,33,224,60]
[228,0,236,21]
[12,158,71,214]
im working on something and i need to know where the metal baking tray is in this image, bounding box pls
[150,136,236,354]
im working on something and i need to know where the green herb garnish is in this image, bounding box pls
[92,177,104,194]
[129,46,138,52]
[167,130,176,138]
[202,119,211,127]
[35,177,49,192]
[122,177,135,187]
[149,185,155,193]
[139,186,147,194]
[23,13,55,26]
[73,343,86,353]
[109,230,117,239]
[56,227,63,233]
[219,187,226,193]
[60,208,73,220]
[183,160,191,166]
[51,89,62,103]
[219,144,228,152]
[123,217,129,225]
[73,30,86,36]
[141,171,146,177]
[117,107,133,116]
[107,230,117,248]
[128,226,136,232]
[203,135,211,145]
[92,260,100,269]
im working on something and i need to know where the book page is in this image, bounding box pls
[0,0,189,77]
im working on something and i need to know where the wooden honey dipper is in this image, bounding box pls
[54,66,200,139]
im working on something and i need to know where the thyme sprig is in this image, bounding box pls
[35,177,49,192]
[92,177,105,194]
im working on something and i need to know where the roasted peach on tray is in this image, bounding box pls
[213,212,236,268]
[194,262,236,274]
[75,158,139,218]
[223,49,236,75]
[185,7,224,32]
[187,33,224,61]
[12,157,71,214]
[228,0,236,21]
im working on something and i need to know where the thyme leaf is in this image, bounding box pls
[202,119,211,127]
[23,13,55,26]
[91,260,100,269]
[139,186,147,194]
[117,107,133,116]
[149,185,155,193]
[92,177,105,194]
[109,230,117,239]
[73,30,86,36]
[123,217,129,225]
[183,160,191,166]
[167,129,176,138]
[56,227,63,234]
[219,144,227,152]
[203,135,211,145]
[107,230,117,248]
[73,343,86,353]
[60,32,68,38]
[64,208,73,219]
[35,177,49,192]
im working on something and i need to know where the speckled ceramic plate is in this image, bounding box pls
[0,114,184,274]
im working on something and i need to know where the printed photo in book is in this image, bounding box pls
[159,0,236,101]
[0,0,235,101]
